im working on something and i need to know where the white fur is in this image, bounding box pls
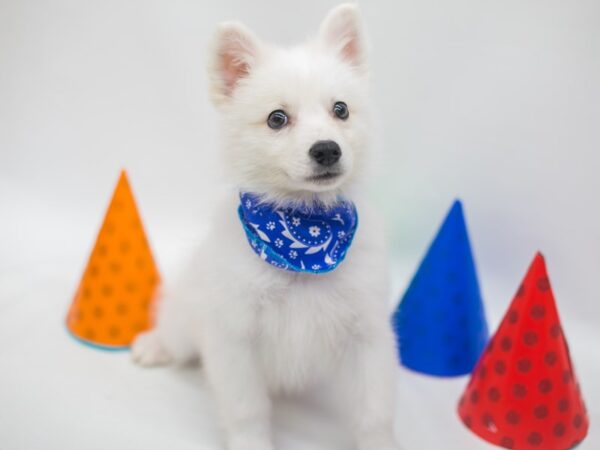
[132,5,400,450]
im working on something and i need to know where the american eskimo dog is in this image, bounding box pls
[133,5,399,449]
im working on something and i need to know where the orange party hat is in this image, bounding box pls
[66,170,161,350]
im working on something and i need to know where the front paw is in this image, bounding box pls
[131,330,172,367]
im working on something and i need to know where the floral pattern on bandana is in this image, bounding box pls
[237,193,359,274]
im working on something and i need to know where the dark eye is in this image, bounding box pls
[267,110,289,129]
[333,101,349,120]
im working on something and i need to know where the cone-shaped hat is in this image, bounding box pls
[392,200,489,376]
[458,253,589,449]
[66,171,161,350]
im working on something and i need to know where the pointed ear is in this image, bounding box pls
[208,22,262,106]
[318,4,367,72]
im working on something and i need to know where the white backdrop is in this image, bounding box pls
[1,1,598,449]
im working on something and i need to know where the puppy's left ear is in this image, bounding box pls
[318,4,367,73]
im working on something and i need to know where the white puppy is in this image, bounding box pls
[132,4,399,450]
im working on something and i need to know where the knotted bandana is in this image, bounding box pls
[238,193,358,273]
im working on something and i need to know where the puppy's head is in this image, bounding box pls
[208,4,370,205]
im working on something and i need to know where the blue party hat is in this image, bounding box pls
[392,200,489,377]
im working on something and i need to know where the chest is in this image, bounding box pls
[251,268,368,392]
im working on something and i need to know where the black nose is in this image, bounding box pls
[309,140,342,167]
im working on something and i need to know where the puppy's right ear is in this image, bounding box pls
[208,22,262,106]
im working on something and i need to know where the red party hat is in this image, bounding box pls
[458,253,589,449]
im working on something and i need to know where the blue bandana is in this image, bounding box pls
[238,193,358,273]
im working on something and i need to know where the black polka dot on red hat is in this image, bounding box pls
[481,413,495,430]
[464,416,472,428]
[500,336,513,352]
[495,360,507,375]
[558,398,569,412]
[539,379,553,394]
[523,331,539,346]
[517,358,532,373]
[537,277,550,292]
[527,432,543,446]
[488,387,501,402]
[500,436,515,449]
[545,351,558,366]
[478,365,487,379]
[531,304,546,319]
[534,404,549,419]
[506,410,520,425]
[554,423,566,437]
[513,383,528,398]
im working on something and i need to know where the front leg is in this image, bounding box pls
[202,329,273,450]
[339,328,400,450]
